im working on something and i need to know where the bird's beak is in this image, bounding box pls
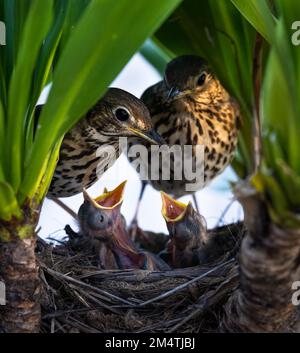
[83,181,127,210]
[161,191,188,222]
[167,87,181,101]
[83,188,97,206]
[129,127,165,145]
[95,180,127,209]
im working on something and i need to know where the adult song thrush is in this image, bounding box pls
[129,55,241,214]
[78,181,170,271]
[35,88,164,198]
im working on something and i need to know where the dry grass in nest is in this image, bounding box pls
[37,222,245,333]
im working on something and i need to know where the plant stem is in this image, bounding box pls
[252,32,264,174]
[221,181,300,332]
[0,216,40,333]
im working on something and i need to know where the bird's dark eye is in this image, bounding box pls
[115,108,130,121]
[197,73,206,86]
[87,212,106,230]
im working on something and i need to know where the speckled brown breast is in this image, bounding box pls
[48,122,120,198]
[128,81,241,198]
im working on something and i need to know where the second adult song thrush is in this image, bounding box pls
[129,55,241,213]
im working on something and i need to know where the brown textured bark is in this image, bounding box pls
[0,217,40,333]
[220,181,300,332]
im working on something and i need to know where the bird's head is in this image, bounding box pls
[78,181,145,268]
[164,55,215,101]
[78,181,126,241]
[87,87,164,145]
[161,192,207,251]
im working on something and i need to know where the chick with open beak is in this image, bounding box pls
[78,181,169,271]
[161,192,208,268]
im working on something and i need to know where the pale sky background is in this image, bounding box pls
[38,53,243,240]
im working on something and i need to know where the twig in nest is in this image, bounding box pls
[137,258,235,307]
[60,316,101,333]
[137,318,183,333]
[42,266,135,306]
[167,271,238,332]
[43,306,112,320]
[68,284,120,314]
[50,197,78,220]
[214,199,235,228]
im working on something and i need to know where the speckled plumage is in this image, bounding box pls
[129,55,241,198]
[44,88,163,197]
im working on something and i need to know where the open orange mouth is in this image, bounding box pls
[161,191,187,222]
[83,180,127,210]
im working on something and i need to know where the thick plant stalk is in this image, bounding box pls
[220,181,300,332]
[0,214,40,333]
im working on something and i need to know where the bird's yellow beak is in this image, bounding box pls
[161,191,188,222]
[128,127,165,145]
[83,180,127,210]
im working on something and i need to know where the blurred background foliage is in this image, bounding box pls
[141,0,300,228]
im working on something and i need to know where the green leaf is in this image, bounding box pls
[36,137,63,203]
[0,181,21,221]
[59,0,91,50]
[231,0,276,42]
[252,172,288,217]
[140,39,172,76]
[275,160,300,207]
[2,0,32,93]
[0,99,5,169]
[20,0,182,202]
[6,0,53,190]
[25,0,69,154]
[261,47,298,172]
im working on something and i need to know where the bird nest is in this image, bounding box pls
[37,222,245,333]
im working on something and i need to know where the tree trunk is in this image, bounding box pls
[0,214,40,333]
[221,181,300,332]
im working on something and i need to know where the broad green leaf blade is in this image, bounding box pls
[2,0,31,92]
[3,0,16,84]
[30,0,69,112]
[0,181,21,221]
[20,0,182,202]
[25,0,69,154]
[0,99,5,169]
[0,165,5,182]
[36,138,63,203]
[276,0,300,113]
[59,0,91,50]
[276,160,300,207]
[231,0,276,42]
[0,45,7,108]
[261,42,299,172]
[6,0,53,190]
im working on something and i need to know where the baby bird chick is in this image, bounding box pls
[78,181,169,271]
[161,192,208,268]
